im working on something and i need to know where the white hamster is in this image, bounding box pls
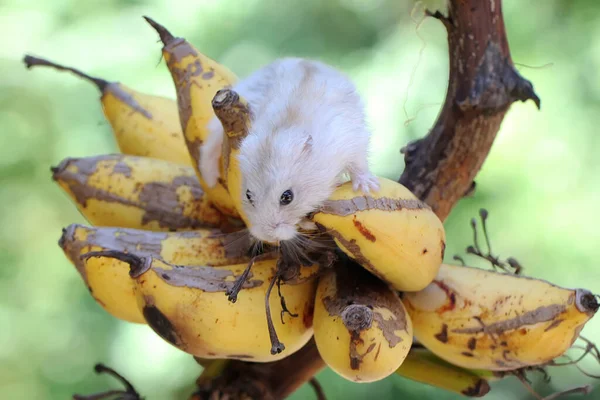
[200,57,379,244]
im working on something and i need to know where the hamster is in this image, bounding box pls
[200,57,379,244]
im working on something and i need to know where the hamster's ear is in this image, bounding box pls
[301,135,313,156]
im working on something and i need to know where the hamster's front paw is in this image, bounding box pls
[351,172,380,194]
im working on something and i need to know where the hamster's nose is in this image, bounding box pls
[273,223,297,241]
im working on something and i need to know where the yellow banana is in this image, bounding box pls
[59,223,253,323]
[313,259,413,383]
[396,347,491,397]
[144,17,240,218]
[402,263,599,371]
[23,55,192,166]
[86,250,318,362]
[51,154,235,231]
[311,177,446,292]
[211,89,252,225]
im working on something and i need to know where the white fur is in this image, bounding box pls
[200,57,379,243]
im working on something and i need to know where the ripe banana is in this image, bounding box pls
[313,259,413,383]
[86,250,318,362]
[402,263,599,371]
[396,347,491,397]
[23,55,192,166]
[51,154,235,231]
[211,89,252,225]
[59,223,253,323]
[311,177,446,292]
[145,17,240,219]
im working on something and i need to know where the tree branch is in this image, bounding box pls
[400,0,540,220]
[195,0,540,398]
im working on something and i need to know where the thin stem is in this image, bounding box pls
[23,55,109,91]
[308,378,327,400]
[266,269,285,355]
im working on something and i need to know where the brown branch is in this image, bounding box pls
[195,0,540,398]
[400,0,540,220]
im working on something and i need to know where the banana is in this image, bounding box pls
[23,55,192,166]
[311,177,445,292]
[402,263,599,371]
[211,89,252,225]
[313,258,413,383]
[396,347,491,397]
[59,223,253,323]
[144,17,240,219]
[85,250,318,362]
[51,154,236,231]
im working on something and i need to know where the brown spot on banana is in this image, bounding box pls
[434,281,457,314]
[352,217,376,242]
[374,343,381,361]
[544,319,564,332]
[318,196,430,216]
[303,302,314,329]
[435,324,449,343]
[467,337,477,351]
[142,296,184,349]
[349,332,376,371]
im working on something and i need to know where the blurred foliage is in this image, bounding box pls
[1,0,600,399]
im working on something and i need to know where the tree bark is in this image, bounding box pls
[197,0,540,398]
[399,0,540,220]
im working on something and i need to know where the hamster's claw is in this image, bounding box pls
[351,172,380,194]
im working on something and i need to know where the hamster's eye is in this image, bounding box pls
[245,189,254,205]
[280,189,294,206]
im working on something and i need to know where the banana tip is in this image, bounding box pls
[50,158,73,179]
[143,16,175,45]
[58,224,77,249]
[461,378,491,397]
[22,55,36,69]
[576,289,599,314]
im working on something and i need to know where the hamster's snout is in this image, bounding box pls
[249,221,297,243]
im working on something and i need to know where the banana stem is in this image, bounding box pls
[265,269,285,355]
[23,55,109,92]
[226,251,276,302]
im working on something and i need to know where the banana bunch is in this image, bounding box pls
[28,16,600,398]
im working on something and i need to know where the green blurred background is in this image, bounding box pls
[2,0,600,398]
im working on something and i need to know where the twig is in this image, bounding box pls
[72,363,143,400]
[308,378,327,400]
